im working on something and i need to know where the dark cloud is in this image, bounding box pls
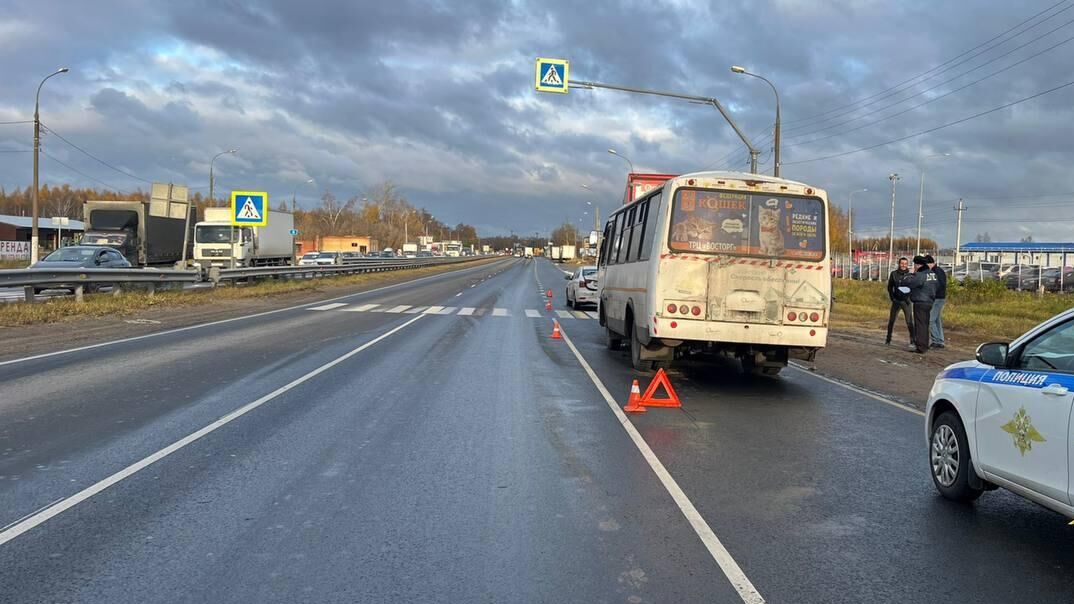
[1,0,1072,242]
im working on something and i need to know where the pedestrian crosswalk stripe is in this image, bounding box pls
[585,311,599,319]
[385,305,411,313]
[343,303,379,312]
[309,303,347,311]
[424,306,445,314]
[458,307,476,316]
[492,308,509,316]
[525,309,541,318]
[404,306,428,314]
[555,310,572,318]
[571,311,589,319]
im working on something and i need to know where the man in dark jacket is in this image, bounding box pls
[926,255,947,348]
[904,255,938,353]
[885,257,913,345]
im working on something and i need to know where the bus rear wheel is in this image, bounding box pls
[630,322,654,372]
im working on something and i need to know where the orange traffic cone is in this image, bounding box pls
[624,379,646,413]
[551,320,562,340]
[545,299,552,310]
[638,368,682,408]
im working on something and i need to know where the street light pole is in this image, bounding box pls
[888,173,900,272]
[848,188,867,261]
[209,149,237,207]
[915,152,951,256]
[607,149,635,173]
[292,178,314,213]
[731,66,781,177]
[31,67,69,264]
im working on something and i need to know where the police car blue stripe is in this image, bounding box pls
[939,366,1074,390]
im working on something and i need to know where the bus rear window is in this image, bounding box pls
[668,189,825,261]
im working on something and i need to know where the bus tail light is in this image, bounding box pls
[810,312,821,322]
[691,306,701,316]
[679,304,689,314]
[667,303,677,314]
[787,312,797,322]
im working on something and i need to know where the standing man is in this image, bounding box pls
[904,256,938,354]
[885,257,914,346]
[926,255,947,349]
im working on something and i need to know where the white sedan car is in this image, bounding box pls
[926,308,1074,518]
[564,265,599,309]
[298,252,321,266]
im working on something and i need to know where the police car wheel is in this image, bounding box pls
[930,411,984,503]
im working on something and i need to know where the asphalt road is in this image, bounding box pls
[1,257,1072,603]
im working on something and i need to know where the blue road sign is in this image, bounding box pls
[535,58,569,94]
[289,228,299,236]
[231,191,269,227]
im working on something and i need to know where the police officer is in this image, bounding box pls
[903,255,938,354]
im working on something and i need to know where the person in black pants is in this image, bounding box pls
[885,257,913,345]
[903,256,938,354]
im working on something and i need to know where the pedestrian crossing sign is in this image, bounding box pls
[535,58,569,94]
[231,191,269,226]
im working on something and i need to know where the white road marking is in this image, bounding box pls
[525,309,541,318]
[343,303,380,312]
[492,308,509,317]
[423,306,445,314]
[557,325,765,604]
[555,310,573,318]
[404,306,428,314]
[585,311,600,319]
[474,308,487,316]
[455,292,462,297]
[458,307,476,316]
[0,315,426,547]
[434,306,457,315]
[788,364,926,417]
[0,259,510,368]
[384,305,412,313]
[309,303,347,311]
[571,311,590,319]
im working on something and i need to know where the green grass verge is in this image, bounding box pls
[834,279,1074,342]
[0,259,501,327]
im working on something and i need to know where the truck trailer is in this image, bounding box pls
[82,199,194,267]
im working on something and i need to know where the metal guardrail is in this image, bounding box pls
[0,255,495,303]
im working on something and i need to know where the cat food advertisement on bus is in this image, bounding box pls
[669,189,825,261]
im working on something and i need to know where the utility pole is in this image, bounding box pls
[888,173,900,272]
[954,199,966,267]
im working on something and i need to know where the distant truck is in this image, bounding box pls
[561,244,576,262]
[193,207,294,268]
[402,243,419,255]
[82,199,195,267]
[524,246,534,258]
[551,246,562,261]
[623,173,678,204]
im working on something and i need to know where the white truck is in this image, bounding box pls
[551,246,562,261]
[402,243,419,257]
[194,207,294,269]
[561,244,576,262]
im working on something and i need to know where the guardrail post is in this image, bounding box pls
[74,285,84,303]
[147,282,156,298]
[23,286,34,303]
[112,285,122,298]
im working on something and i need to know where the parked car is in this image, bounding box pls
[30,245,131,293]
[564,265,599,309]
[1022,267,1074,293]
[314,252,342,266]
[341,252,364,261]
[298,251,321,266]
[1002,265,1041,290]
[417,251,434,258]
[379,250,397,259]
[926,308,1074,518]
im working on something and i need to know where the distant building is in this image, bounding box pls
[296,235,379,254]
[959,242,1074,266]
[0,214,86,259]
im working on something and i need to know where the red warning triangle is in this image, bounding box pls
[639,368,681,408]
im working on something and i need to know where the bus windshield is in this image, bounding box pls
[669,189,825,261]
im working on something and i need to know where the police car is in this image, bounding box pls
[926,308,1074,517]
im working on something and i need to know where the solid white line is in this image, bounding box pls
[525,309,540,318]
[0,315,426,547]
[343,303,379,312]
[787,364,926,417]
[557,326,766,604]
[492,308,509,317]
[458,307,476,316]
[0,259,508,368]
[308,303,347,311]
[384,305,412,314]
[555,310,572,319]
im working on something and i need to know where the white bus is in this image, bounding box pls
[597,171,831,374]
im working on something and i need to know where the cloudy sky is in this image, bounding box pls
[1,0,1072,244]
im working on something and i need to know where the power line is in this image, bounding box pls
[41,149,126,191]
[783,18,1074,147]
[39,123,153,184]
[0,149,31,154]
[783,78,1074,166]
[0,120,33,125]
[781,0,1072,127]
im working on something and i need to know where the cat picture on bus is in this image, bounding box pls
[758,206,785,256]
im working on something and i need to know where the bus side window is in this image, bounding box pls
[638,192,660,262]
[599,222,613,266]
[621,206,637,263]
